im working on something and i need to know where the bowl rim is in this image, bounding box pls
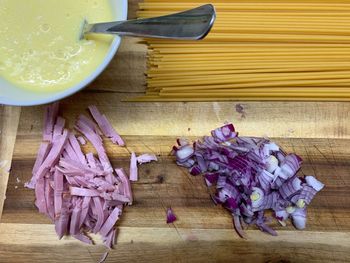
[1,0,128,107]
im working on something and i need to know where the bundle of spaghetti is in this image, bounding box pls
[132,0,350,102]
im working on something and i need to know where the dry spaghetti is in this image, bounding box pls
[132,0,350,102]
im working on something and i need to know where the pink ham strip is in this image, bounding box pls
[99,207,120,237]
[79,114,102,136]
[53,116,65,140]
[63,174,80,186]
[102,228,117,249]
[55,187,71,239]
[70,199,82,235]
[115,168,133,205]
[55,206,70,239]
[45,177,55,221]
[73,233,93,245]
[75,116,112,172]
[98,251,109,263]
[129,152,138,182]
[84,215,95,230]
[25,142,52,189]
[35,176,47,214]
[68,134,87,165]
[32,142,52,175]
[63,142,79,162]
[105,200,126,207]
[77,136,86,145]
[100,192,130,203]
[93,197,105,233]
[54,169,64,219]
[86,153,104,171]
[104,173,113,184]
[79,197,91,227]
[43,102,59,141]
[75,177,91,188]
[137,153,158,164]
[61,150,69,159]
[88,105,125,146]
[70,187,100,197]
[86,153,96,169]
[35,130,69,180]
[92,177,115,192]
[58,157,105,177]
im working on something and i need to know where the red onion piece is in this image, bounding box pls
[291,208,307,229]
[175,145,194,162]
[305,175,325,191]
[166,207,177,224]
[233,215,246,239]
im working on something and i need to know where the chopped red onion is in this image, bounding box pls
[177,138,190,147]
[305,175,325,191]
[166,207,177,223]
[251,187,264,209]
[290,185,318,205]
[211,123,237,142]
[275,209,289,221]
[173,123,324,237]
[265,155,279,173]
[291,208,307,229]
[233,215,246,239]
[175,145,194,162]
[279,177,302,200]
[257,170,275,193]
[189,165,202,176]
[204,173,219,187]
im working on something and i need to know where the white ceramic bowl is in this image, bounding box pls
[0,0,128,106]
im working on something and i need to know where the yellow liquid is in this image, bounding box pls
[0,0,114,92]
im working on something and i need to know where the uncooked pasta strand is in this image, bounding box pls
[135,0,350,102]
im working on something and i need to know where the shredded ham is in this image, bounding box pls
[88,105,125,146]
[25,104,157,249]
[77,136,87,145]
[43,102,59,142]
[129,152,138,182]
[137,154,158,164]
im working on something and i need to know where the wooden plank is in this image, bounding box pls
[0,223,349,263]
[85,38,147,93]
[0,106,21,219]
[13,95,350,139]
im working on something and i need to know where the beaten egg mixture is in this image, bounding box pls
[0,0,114,92]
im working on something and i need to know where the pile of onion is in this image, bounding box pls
[173,124,324,236]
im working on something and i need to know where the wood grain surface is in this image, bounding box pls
[0,1,350,262]
[0,106,21,218]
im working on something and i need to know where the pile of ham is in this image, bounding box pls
[173,124,324,237]
[25,103,157,247]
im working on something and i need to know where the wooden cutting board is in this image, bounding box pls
[1,1,350,262]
